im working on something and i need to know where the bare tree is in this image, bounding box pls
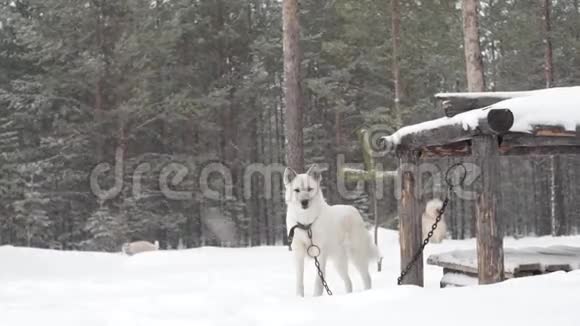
[282,0,304,172]
[462,0,486,91]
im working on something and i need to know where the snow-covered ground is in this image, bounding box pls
[1,229,580,326]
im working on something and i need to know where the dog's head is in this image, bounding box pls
[283,165,322,210]
[425,198,444,220]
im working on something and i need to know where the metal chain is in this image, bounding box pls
[307,228,333,296]
[397,163,467,286]
[397,195,449,285]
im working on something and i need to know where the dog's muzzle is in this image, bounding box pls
[300,200,309,209]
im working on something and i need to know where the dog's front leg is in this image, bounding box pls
[294,248,306,297]
[313,254,328,297]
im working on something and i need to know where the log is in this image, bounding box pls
[383,108,515,152]
[435,90,549,117]
[473,135,505,284]
[398,150,423,286]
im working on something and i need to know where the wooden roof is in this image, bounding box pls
[381,87,580,157]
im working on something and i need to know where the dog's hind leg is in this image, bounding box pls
[334,251,353,293]
[294,249,306,297]
[353,255,372,290]
[313,254,328,297]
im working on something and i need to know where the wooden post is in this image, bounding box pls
[473,135,505,284]
[398,150,423,286]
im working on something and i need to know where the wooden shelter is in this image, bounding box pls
[382,87,580,286]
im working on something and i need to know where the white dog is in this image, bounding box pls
[122,240,159,256]
[284,165,379,297]
[422,199,446,243]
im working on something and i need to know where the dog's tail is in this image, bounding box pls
[348,207,383,267]
[359,224,382,266]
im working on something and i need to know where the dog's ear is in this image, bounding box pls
[283,167,298,185]
[306,164,322,182]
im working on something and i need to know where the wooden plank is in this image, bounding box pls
[419,140,471,159]
[545,264,572,273]
[534,126,576,137]
[428,253,514,279]
[473,135,505,284]
[443,267,479,278]
[440,271,479,288]
[499,131,580,155]
[500,146,580,156]
[397,150,423,286]
[501,134,580,147]
[426,256,480,276]
[513,263,542,277]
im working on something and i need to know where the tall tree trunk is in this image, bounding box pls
[541,0,554,88]
[282,0,304,173]
[537,161,552,235]
[277,74,286,162]
[94,10,105,162]
[575,0,580,40]
[488,0,497,91]
[335,109,341,148]
[391,0,402,125]
[462,0,486,91]
[550,155,566,235]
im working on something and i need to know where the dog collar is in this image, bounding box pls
[287,222,312,251]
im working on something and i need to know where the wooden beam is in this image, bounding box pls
[417,128,580,159]
[398,150,423,286]
[501,133,580,147]
[419,140,471,159]
[533,125,577,137]
[384,108,514,152]
[500,145,580,156]
[473,135,505,285]
[497,128,580,155]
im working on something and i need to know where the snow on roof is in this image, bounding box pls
[383,86,580,145]
[434,87,563,100]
